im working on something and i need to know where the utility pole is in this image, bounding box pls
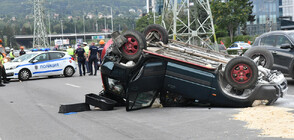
[33,0,49,48]
[61,20,64,46]
[48,13,51,46]
[83,14,86,41]
[104,16,107,32]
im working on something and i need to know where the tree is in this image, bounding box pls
[135,13,161,33]
[211,0,254,42]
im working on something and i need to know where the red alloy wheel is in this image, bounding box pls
[122,36,139,55]
[230,63,252,84]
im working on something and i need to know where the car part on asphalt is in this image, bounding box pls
[244,47,274,69]
[58,103,90,113]
[85,93,117,111]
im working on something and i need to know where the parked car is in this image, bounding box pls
[248,31,294,78]
[4,50,76,81]
[97,24,287,111]
[227,42,251,55]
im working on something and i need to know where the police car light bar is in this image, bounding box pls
[31,48,51,52]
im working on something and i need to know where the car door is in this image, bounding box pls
[272,35,294,74]
[48,52,66,75]
[126,60,166,111]
[31,53,50,76]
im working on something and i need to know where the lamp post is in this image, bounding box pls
[103,5,113,32]
[61,20,64,46]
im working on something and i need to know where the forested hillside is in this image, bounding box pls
[0,0,145,17]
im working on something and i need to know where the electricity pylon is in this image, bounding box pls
[33,0,49,48]
[162,0,218,50]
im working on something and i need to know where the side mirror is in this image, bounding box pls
[32,59,38,63]
[280,44,292,49]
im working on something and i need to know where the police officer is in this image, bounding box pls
[75,44,86,76]
[0,52,9,86]
[66,45,75,58]
[83,42,90,73]
[19,46,26,56]
[87,42,99,76]
[10,48,15,60]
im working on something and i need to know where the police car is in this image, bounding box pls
[4,49,77,81]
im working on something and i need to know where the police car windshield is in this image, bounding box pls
[12,53,38,62]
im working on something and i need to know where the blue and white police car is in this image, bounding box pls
[4,49,77,81]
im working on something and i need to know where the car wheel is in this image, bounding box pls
[19,69,31,81]
[120,30,146,60]
[244,47,274,69]
[224,56,258,90]
[64,66,74,77]
[143,24,168,46]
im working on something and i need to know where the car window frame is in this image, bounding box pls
[31,53,49,63]
[49,52,65,60]
[260,35,276,47]
[275,34,292,48]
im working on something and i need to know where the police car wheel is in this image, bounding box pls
[19,69,30,81]
[64,66,74,77]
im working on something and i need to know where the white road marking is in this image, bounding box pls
[65,83,80,88]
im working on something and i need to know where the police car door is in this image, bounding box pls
[48,52,65,75]
[30,53,50,76]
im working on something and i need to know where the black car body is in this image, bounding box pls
[98,25,288,111]
[252,31,294,77]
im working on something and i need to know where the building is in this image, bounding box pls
[246,0,280,35]
[279,0,294,30]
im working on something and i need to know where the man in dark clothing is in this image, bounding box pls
[87,42,99,76]
[19,46,26,56]
[98,40,105,65]
[0,52,9,86]
[75,44,86,76]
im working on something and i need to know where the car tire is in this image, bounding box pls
[224,56,258,90]
[120,30,146,60]
[143,24,168,46]
[64,66,74,77]
[243,47,274,69]
[19,69,31,81]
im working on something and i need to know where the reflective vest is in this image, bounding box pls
[84,46,89,56]
[10,52,14,58]
[67,48,74,55]
[0,54,3,65]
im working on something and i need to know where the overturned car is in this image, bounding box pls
[98,24,287,111]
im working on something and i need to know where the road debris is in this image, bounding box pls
[234,106,294,138]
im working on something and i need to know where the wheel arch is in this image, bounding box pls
[18,68,32,79]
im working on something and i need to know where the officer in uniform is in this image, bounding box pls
[10,48,15,60]
[87,42,99,76]
[0,52,9,86]
[75,44,86,76]
[83,42,90,73]
[66,45,75,59]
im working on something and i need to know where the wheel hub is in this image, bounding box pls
[122,36,139,55]
[231,64,252,84]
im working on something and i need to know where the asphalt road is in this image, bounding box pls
[0,72,293,140]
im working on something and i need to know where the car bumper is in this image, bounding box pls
[5,69,19,79]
